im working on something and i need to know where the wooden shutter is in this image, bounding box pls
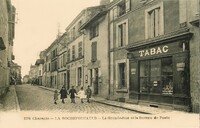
[91,42,97,62]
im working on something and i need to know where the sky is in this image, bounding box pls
[11,0,100,77]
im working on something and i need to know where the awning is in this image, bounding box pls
[0,37,6,50]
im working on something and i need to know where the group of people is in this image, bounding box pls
[53,85,92,104]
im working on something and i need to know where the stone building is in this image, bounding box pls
[65,5,106,91]
[29,64,38,84]
[107,0,199,112]
[80,6,109,98]
[0,0,16,97]
[57,33,67,89]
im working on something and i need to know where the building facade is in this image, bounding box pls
[0,0,16,97]
[32,0,199,113]
[81,7,109,98]
[57,33,67,89]
[65,6,106,91]
[107,0,199,112]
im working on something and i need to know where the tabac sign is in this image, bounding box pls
[127,41,186,59]
[139,45,169,57]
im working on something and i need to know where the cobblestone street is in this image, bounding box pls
[15,84,137,114]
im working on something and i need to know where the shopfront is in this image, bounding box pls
[127,30,193,111]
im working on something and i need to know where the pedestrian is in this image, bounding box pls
[78,87,86,103]
[86,85,92,103]
[69,86,77,103]
[59,86,68,104]
[53,90,59,104]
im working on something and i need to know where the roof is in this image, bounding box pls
[79,9,107,30]
[65,5,106,31]
[35,59,44,65]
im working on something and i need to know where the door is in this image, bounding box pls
[64,73,66,87]
[94,68,99,95]
[67,70,70,90]
[129,60,139,101]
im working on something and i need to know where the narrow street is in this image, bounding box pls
[15,84,137,114]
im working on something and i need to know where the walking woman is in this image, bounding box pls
[59,86,68,103]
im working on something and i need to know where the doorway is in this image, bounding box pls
[93,68,99,95]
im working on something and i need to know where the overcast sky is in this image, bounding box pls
[11,0,100,77]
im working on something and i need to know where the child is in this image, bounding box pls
[69,86,77,103]
[54,90,59,104]
[78,87,85,103]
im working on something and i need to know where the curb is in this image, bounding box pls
[92,99,151,114]
[13,85,20,111]
[39,86,151,114]
[39,86,56,92]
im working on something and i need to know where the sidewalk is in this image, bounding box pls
[38,86,191,115]
[0,85,20,112]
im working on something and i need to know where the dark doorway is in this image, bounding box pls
[67,70,70,90]
[94,68,99,95]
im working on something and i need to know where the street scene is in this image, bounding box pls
[15,84,137,114]
[0,0,199,127]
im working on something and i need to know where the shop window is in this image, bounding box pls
[118,63,126,89]
[139,57,173,94]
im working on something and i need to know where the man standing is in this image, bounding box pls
[69,86,77,103]
[86,85,92,103]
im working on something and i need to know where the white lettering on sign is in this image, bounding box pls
[139,46,169,57]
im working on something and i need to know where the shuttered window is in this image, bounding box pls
[91,42,97,62]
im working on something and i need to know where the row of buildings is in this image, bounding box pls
[29,0,199,113]
[0,0,21,98]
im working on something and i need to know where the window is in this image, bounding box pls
[61,55,63,68]
[118,63,126,89]
[116,20,128,47]
[72,45,75,60]
[77,67,82,86]
[48,63,51,71]
[139,57,173,94]
[63,53,66,67]
[91,42,97,62]
[90,23,99,39]
[51,49,57,59]
[145,3,164,39]
[78,42,83,57]
[118,1,126,16]
[113,0,130,19]
[67,49,70,62]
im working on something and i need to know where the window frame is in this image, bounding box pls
[116,19,128,47]
[115,59,129,89]
[145,2,164,39]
